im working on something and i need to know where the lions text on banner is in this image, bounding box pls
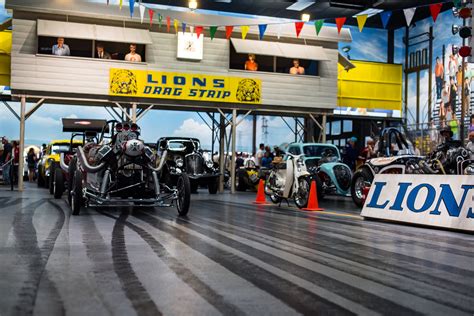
[361,174,474,232]
[109,69,262,105]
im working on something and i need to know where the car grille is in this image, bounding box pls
[333,165,351,191]
[186,154,204,175]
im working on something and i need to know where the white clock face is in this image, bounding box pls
[177,32,204,60]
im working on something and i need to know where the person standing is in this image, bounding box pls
[26,148,36,182]
[466,131,474,159]
[244,54,258,71]
[289,59,305,75]
[449,77,458,115]
[12,141,19,185]
[358,138,376,165]
[96,43,111,59]
[435,57,444,100]
[343,137,358,171]
[255,143,265,167]
[125,44,142,62]
[52,37,70,56]
[1,138,12,185]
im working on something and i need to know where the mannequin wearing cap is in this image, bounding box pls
[245,54,258,71]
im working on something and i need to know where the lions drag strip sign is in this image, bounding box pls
[361,175,474,232]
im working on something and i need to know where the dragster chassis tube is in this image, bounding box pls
[77,146,106,173]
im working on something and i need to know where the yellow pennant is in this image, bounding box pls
[119,0,123,10]
[174,19,179,33]
[356,14,367,32]
[241,25,250,39]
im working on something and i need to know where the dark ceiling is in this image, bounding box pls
[143,0,454,30]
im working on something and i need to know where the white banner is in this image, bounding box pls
[361,174,474,232]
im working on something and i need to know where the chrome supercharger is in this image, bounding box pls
[264,153,314,209]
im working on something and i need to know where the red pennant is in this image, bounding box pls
[335,17,346,34]
[166,16,171,32]
[225,25,234,39]
[148,9,154,28]
[295,22,304,38]
[429,3,443,22]
[195,26,203,38]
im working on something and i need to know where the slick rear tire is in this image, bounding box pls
[48,165,55,194]
[37,166,44,187]
[53,168,65,199]
[71,169,83,216]
[351,168,373,208]
[295,177,311,209]
[176,174,191,217]
[208,178,218,194]
[67,157,77,206]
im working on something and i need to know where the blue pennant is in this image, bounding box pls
[129,0,135,17]
[380,11,392,29]
[258,24,267,40]
[182,22,186,33]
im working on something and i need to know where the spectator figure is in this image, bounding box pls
[435,57,444,100]
[449,77,458,115]
[245,54,258,71]
[125,44,142,62]
[440,81,450,126]
[235,152,244,169]
[1,138,12,185]
[290,59,305,75]
[11,141,19,185]
[261,151,273,169]
[256,143,265,167]
[413,141,421,156]
[469,114,474,133]
[26,148,36,182]
[463,77,471,116]
[467,131,474,159]
[343,137,358,171]
[359,138,376,164]
[96,43,111,59]
[448,53,457,80]
[52,37,70,56]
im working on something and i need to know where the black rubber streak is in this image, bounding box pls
[12,199,66,316]
[110,209,162,316]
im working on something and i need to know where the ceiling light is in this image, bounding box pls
[287,1,315,11]
[301,13,310,22]
[353,8,383,18]
[189,0,198,10]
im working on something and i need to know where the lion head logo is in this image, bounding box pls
[236,79,261,103]
[110,70,138,95]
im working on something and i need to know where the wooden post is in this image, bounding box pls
[321,114,327,143]
[131,103,137,123]
[230,109,237,194]
[18,96,26,191]
[252,114,257,156]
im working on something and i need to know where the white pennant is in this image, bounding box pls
[139,4,145,24]
[190,25,194,34]
[403,7,416,26]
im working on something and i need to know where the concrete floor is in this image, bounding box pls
[0,183,473,316]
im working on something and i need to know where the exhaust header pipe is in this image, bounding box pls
[148,150,167,173]
[59,153,69,173]
[77,146,106,173]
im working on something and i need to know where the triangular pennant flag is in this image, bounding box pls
[314,19,324,35]
[258,24,267,40]
[356,14,367,32]
[225,25,234,39]
[119,0,123,10]
[295,21,304,38]
[158,14,163,28]
[148,9,154,28]
[174,19,179,33]
[209,26,218,40]
[241,25,250,39]
[403,8,416,26]
[129,0,135,18]
[190,25,194,34]
[335,17,346,34]
[380,11,392,28]
[196,26,203,38]
[277,24,282,39]
[430,3,443,22]
[182,22,186,34]
[139,4,145,23]
[166,16,171,32]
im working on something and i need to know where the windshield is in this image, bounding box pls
[168,140,199,151]
[51,144,78,154]
[303,145,339,159]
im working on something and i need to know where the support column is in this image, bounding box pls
[131,103,137,123]
[18,96,26,192]
[218,114,225,193]
[321,114,327,143]
[230,109,237,194]
[387,29,394,64]
[404,26,409,127]
[428,26,433,124]
[252,114,257,156]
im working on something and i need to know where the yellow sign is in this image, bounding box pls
[338,60,402,111]
[109,69,262,104]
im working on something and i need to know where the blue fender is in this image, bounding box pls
[318,162,351,195]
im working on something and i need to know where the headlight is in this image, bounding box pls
[206,160,214,169]
[176,158,184,167]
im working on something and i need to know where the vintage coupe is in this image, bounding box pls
[67,121,191,216]
[157,137,220,194]
[286,142,352,199]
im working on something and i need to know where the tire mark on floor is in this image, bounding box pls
[12,199,66,315]
[133,211,356,316]
[110,209,162,316]
[100,209,245,316]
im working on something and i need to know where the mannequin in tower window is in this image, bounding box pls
[245,54,258,71]
[96,43,111,59]
[125,44,142,62]
[290,59,305,75]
